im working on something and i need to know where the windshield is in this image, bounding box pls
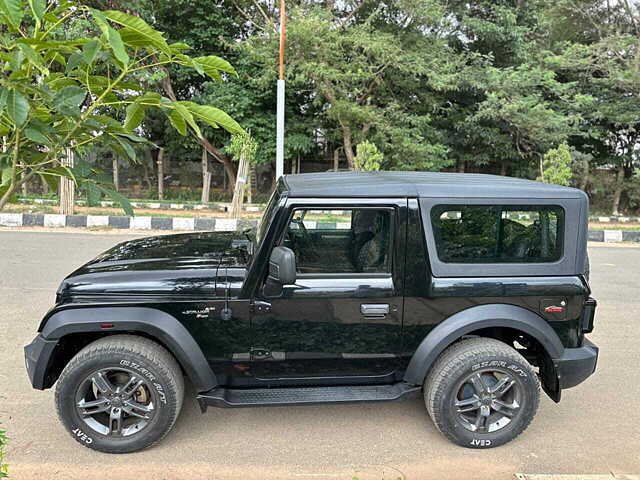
[255,189,281,246]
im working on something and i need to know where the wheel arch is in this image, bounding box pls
[37,306,217,393]
[403,304,564,400]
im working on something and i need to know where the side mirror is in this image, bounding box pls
[268,246,297,285]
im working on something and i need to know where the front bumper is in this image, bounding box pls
[556,338,599,389]
[24,334,58,390]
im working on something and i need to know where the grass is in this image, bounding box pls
[0,430,8,479]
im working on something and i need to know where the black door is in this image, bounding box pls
[251,201,407,385]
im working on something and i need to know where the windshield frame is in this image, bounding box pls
[255,189,281,247]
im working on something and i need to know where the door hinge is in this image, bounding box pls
[251,300,272,314]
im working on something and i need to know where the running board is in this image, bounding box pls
[197,382,420,411]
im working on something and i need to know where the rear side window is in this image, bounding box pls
[431,205,564,263]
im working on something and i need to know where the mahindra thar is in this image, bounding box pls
[24,171,598,452]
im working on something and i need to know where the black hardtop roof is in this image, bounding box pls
[281,171,587,200]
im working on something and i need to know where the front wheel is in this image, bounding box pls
[55,335,184,453]
[424,337,540,448]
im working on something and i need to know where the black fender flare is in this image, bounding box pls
[41,306,217,392]
[403,304,565,386]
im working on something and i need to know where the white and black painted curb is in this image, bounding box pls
[0,212,639,242]
[0,213,258,231]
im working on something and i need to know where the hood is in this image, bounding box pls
[58,231,251,298]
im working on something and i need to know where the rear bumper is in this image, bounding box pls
[556,338,599,389]
[24,334,57,390]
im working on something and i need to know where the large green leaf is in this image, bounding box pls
[168,109,186,136]
[27,0,45,24]
[97,185,133,216]
[104,10,170,56]
[6,89,29,127]
[1,167,11,187]
[134,91,161,106]
[23,127,49,144]
[18,43,46,73]
[0,0,24,30]
[171,101,201,138]
[65,51,84,73]
[124,101,147,132]
[194,56,237,79]
[82,39,100,64]
[91,9,129,66]
[106,25,129,66]
[183,102,244,134]
[0,87,7,112]
[53,86,86,116]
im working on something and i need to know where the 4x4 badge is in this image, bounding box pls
[544,305,564,313]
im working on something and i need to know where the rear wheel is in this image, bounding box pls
[424,337,540,448]
[55,335,184,453]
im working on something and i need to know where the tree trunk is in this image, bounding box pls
[230,152,250,219]
[612,165,625,215]
[458,160,466,173]
[201,147,211,204]
[500,163,507,176]
[342,125,355,170]
[142,149,153,190]
[112,157,119,191]
[41,175,49,195]
[200,136,236,191]
[247,165,255,204]
[59,148,75,215]
[333,149,339,171]
[21,171,28,196]
[157,148,164,201]
[579,161,589,191]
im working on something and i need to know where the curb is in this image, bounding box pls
[0,213,259,231]
[1,213,640,241]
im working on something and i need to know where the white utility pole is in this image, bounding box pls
[275,0,286,180]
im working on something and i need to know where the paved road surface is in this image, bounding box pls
[1,230,638,479]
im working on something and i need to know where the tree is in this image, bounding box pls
[546,0,640,213]
[0,0,242,212]
[240,1,464,172]
[539,143,572,186]
[227,131,257,218]
[354,141,383,171]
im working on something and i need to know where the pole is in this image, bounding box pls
[275,0,286,180]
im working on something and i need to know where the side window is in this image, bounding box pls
[431,205,564,263]
[282,208,392,274]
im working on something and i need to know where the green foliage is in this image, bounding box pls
[354,141,383,172]
[539,144,573,186]
[227,132,258,165]
[0,0,241,212]
[0,429,8,478]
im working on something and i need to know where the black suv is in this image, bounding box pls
[24,172,598,453]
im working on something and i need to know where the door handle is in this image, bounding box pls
[360,304,390,317]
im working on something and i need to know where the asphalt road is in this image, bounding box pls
[1,230,639,480]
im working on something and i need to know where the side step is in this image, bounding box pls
[197,382,420,410]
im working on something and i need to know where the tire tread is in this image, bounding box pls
[55,334,184,453]
[424,337,540,447]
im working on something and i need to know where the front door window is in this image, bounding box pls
[283,208,392,274]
